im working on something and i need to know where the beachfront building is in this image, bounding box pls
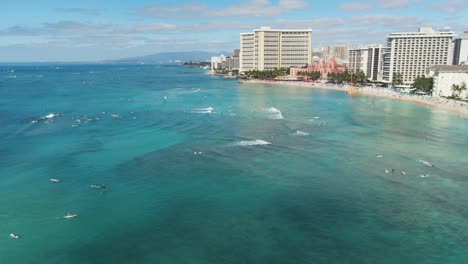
[211,49,240,72]
[239,27,312,72]
[453,31,468,65]
[290,57,346,79]
[348,47,369,74]
[367,45,384,81]
[382,27,456,87]
[427,65,468,99]
[211,55,226,72]
[348,45,384,82]
[225,56,239,70]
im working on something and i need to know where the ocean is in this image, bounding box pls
[1,64,467,263]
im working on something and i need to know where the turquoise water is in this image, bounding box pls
[1,64,467,263]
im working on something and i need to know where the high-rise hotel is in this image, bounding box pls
[348,45,384,82]
[240,27,312,72]
[382,27,455,86]
[453,31,468,65]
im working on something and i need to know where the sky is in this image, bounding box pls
[0,0,467,62]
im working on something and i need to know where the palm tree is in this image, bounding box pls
[451,82,467,99]
[392,72,404,87]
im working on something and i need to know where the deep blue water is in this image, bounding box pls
[1,64,468,263]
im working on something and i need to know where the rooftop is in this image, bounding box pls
[426,65,468,73]
[387,27,455,38]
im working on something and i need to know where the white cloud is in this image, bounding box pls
[0,21,179,36]
[55,8,101,16]
[338,2,373,12]
[430,0,467,14]
[138,0,308,18]
[376,0,421,9]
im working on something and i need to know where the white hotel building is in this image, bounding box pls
[240,27,312,72]
[453,31,468,65]
[348,45,384,82]
[382,27,455,86]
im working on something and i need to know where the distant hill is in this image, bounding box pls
[111,51,229,63]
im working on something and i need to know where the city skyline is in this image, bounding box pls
[1,0,467,62]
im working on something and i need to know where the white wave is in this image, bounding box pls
[41,113,60,119]
[294,130,310,136]
[192,107,214,114]
[262,107,284,119]
[231,139,271,146]
[417,160,433,167]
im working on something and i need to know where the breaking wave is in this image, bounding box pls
[230,139,271,146]
[192,107,214,114]
[262,107,284,119]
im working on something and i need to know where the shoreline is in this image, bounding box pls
[239,79,468,116]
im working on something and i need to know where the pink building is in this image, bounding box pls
[290,57,347,79]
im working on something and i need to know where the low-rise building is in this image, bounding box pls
[290,57,347,79]
[426,65,468,98]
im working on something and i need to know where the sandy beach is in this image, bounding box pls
[240,79,468,116]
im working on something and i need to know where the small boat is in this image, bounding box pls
[9,233,19,239]
[50,178,60,182]
[401,171,407,175]
[376,155,383,158]
[64,213,78,219]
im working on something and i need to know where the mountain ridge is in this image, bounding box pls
[110,51,230,63]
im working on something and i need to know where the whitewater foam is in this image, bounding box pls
[231,139,271,146]
[294,130,310,136]
[192,107,214,114]
[262,107,284,119]
[40,113,60,120]
[417,160,433,167]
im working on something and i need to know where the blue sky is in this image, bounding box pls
[1,0,466,61]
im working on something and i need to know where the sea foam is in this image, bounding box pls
[231,139,271,146]
[40,113,60,120]
[417,159,433,167]
[192,107,214,114]
[294,130,310,136]
[262,107,284,119]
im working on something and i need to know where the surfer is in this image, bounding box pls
[9,233,19,239]
[64,213,77,219]
[392,169,395,174]
[101,185,106,192]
